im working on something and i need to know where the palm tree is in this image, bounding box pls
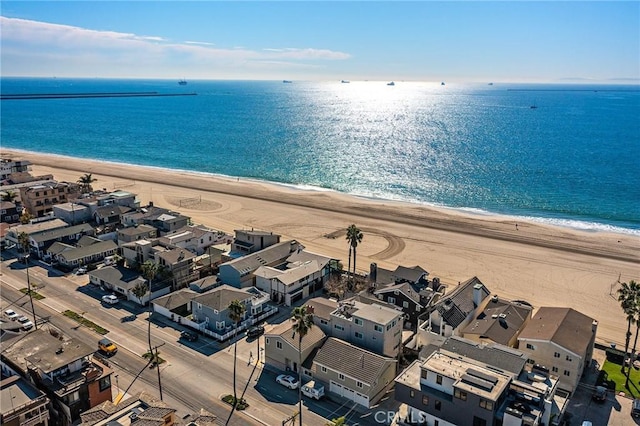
[618,280,640,372]
[131,281,149,303]
[291,305,314,426]
[623,280,640,386]
[77,173,97,193]
[226,299,246,423]
[141,260,159,358]
[346,224,363,280]
[1,190,17,202]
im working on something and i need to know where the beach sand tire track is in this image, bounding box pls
[323,227,406,260]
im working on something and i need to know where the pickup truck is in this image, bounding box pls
[301,380,325,400]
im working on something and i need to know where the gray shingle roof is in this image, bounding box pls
[440,336,528,376]
[192,285,252,311]
[436,276,489,329]
[462,297,532,345]
[266,321,326,353]
[30,223,94,243]
[224,240,302,274]
[314,338,396,385]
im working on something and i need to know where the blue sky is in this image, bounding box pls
[1,1,638,82]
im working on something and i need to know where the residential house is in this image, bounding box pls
[307,297,403,358]
[156,247,198,290]
[310,337,397,408]
[47,237,118,270]
[0,373,50,426]
[191,285,270,334]
[1,329,114,426]
[517,307,598,393]
[0,158,31,180]
[21,223,95,259]
[374,282,440,330]
[462,295,533,347]
[189,276,221,293]
[5,219,69,253]
[19,181,81,218]
[93,205,132,226]
[417,276,491,348]
[218,240,304,288]
[121,205,189,236]
[1,201,20,224]
[395,336,564,426]
[230,229,280,256]
[116,224,157,245]
[52,203,92,225]
[157,224,230,255]
[264,321,326,374]
[79,391,177,426]
[254,254,329,306]
[88,266,169,305]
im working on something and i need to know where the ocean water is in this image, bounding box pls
[1,77,639,235]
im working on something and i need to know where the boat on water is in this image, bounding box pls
[387,81,395,86]
[488,82,494,86]
[341,80,350,83]
[530,105,538,109]
[283,80,293,83]
[441,82,445,86]
[178,79,187,86]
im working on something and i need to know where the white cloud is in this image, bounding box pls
[0,16,351,78]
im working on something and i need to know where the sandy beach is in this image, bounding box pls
[4,149,639,347]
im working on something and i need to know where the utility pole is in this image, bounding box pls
[25,255,37,330]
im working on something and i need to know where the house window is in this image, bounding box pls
[479,399,493,410]
[410,390,415,398]
[472,417,487,426]
[435,400,441,411]
[564,370,571,376]
[421,370,427,379]
[566,355,572,362]
[388,297,396,304]
[277,341,283,350]
[374,325,383,333]
[526,343,535,350]
[554,352,560,358]
[354,318,363,326]
[436,374,443,385]
[334,324,344,331]
[99,376,111,392]
[320,319,328,325]
[356,381,363,388]
[321,366,327,373]
[454,389,467,400]
[266,338,270,344]
[416,305,420,311]
[422,395,429,405]
[339,373,345,381]
[552,366,558,373]
[355,332,363,339]
[216,321,225,330]
[403,301,409,308]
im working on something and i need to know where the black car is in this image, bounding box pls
[247,325,265,338]
[592,386,607,403]
[180,330,199,342]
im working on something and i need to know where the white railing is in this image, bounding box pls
[198,307,279,341]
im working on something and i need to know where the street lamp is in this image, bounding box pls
[24,255,37,330]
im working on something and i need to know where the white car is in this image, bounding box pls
[4,309,19,320]
[76,267,87,275]
[102,294,119,305]
[17,316,34,330]
[276,374,299,389]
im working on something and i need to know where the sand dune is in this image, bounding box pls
[5,150,639,347]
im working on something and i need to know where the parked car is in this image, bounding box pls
[76,267,87,275]
[102,294,118,305]
[276,374,299,389]
[98,338,118,355]
[301,380,325,400]
[4,309,19,320]
[247,325,265,338]
[180,330,199,342]
[17,316,34,330]
[592,386,607,403]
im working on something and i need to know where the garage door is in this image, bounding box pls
[330,381,369,407]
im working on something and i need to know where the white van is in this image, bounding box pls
[301,380,325,400]
[102,294,118,305]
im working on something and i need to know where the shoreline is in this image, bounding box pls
[4,148,638,237]
[3,149,640,347]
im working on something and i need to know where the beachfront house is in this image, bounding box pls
[218,240,304,288]
[310,337,397,408]
[157,224,231,256]
[120,204,190,236]
[0,158,32,180]
[1,329,114,426]
[230,229,280,256]
[19,181,82,218]
[416,276,491,348]
[517,307,598,393]
[461,295,533,347]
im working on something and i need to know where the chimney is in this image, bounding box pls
[473,283,484,307]
[592,320,598,333]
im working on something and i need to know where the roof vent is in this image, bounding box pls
[492,295,499,302]
[56,347,64,354]
[499,314,507,319]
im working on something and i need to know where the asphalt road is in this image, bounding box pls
[0,251,395,425]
